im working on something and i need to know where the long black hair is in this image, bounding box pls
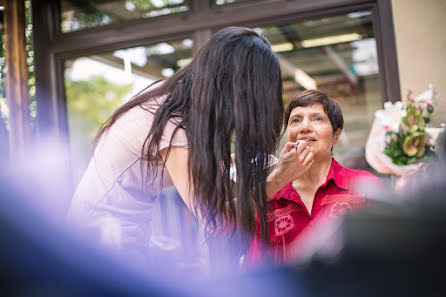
[95,27,284,250]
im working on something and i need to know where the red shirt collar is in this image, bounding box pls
[322,158,349,190]
[271,158,349,202]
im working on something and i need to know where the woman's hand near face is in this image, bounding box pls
[266,141,314,199]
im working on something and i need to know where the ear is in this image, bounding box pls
[332,128,341,146]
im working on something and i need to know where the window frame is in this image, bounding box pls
[32,0,400,172]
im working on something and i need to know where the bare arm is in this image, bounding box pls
[160,147,199,218]
[161,146,234,232]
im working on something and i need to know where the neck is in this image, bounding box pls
[293,154,333,190]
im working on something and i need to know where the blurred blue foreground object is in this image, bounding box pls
[0,171,303,297]
[0,172,193,297]
[1,163,446,297]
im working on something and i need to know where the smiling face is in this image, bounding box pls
[286,103,341,160]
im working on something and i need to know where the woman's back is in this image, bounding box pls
[67,88,188,255]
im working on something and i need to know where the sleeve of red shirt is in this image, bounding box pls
[347,169,382,207]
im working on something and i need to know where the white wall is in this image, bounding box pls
[392,0,446,126]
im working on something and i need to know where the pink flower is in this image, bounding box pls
[408,89,413,94]
[421,102,428,110]
[408,97,415,103]
[384,125,389,131]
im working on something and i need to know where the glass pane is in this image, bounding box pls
[64,38,193,182]
[215,0,259,5]
[0,7,8,161]
[257,11,381,170]
[60,0,190,33]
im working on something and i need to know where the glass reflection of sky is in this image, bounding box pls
[352,38,379,76]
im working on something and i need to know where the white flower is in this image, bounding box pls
[425,127,444,146]
[414,84,438,106]
[375,101,405,132]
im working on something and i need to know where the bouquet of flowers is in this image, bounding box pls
[382,89,436,165]
[366,84,443,175]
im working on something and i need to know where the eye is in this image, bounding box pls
[314,116,323,121]
[291,118,301,124]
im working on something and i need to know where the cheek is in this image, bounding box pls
[286,127,298,142]
[318,126,335,142]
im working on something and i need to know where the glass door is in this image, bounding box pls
[257,10,381,171]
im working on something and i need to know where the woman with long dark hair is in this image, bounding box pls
[67,27,313,265]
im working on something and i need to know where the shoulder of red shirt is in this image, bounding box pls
[271,159,381,201]
[334,160,382,188]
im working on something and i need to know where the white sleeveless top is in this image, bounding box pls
[67,92,188,255]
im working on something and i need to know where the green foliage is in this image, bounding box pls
[384,131,432,165]
[63,5,112,32]
[402,105,425,132]
[384,132,412,165]
[66,75,132,145]
[130,0,175,10]
[61,0,187,32]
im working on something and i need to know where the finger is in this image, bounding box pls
[296,143,310,158]
[282,142,298,154]
[303,151,314,166]
[294,141,308,155]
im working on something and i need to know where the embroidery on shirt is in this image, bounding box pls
[266,204,302,236]
[267,204,302,222]
[320,194,364,205]
[328,202,353,219]
[274,215,295,236]
[321,194,365,219]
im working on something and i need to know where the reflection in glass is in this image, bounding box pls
[215,0,257,5]
[64,38,193,182]
[258,11,381,169]
[60,0,190,33]
[0,24,8,156]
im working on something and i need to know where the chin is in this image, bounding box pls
[314,152,332,161]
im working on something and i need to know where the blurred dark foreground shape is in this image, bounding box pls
[299,164,446,297]
[1,164,446,296]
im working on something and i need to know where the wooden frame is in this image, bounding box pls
[32,0,401,141]
[373,0,401,102]
[4,0,31,162]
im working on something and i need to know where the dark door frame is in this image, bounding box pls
[32,0,400,139]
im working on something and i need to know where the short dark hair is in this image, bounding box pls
[284,90,344,132]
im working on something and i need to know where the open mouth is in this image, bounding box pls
[299,138,317,143]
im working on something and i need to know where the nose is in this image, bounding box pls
[299,118,313,133]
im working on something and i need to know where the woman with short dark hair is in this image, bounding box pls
[284,90,344,134]
[246,90,381,266]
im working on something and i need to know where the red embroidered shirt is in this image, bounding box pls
[245,159,381,266]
